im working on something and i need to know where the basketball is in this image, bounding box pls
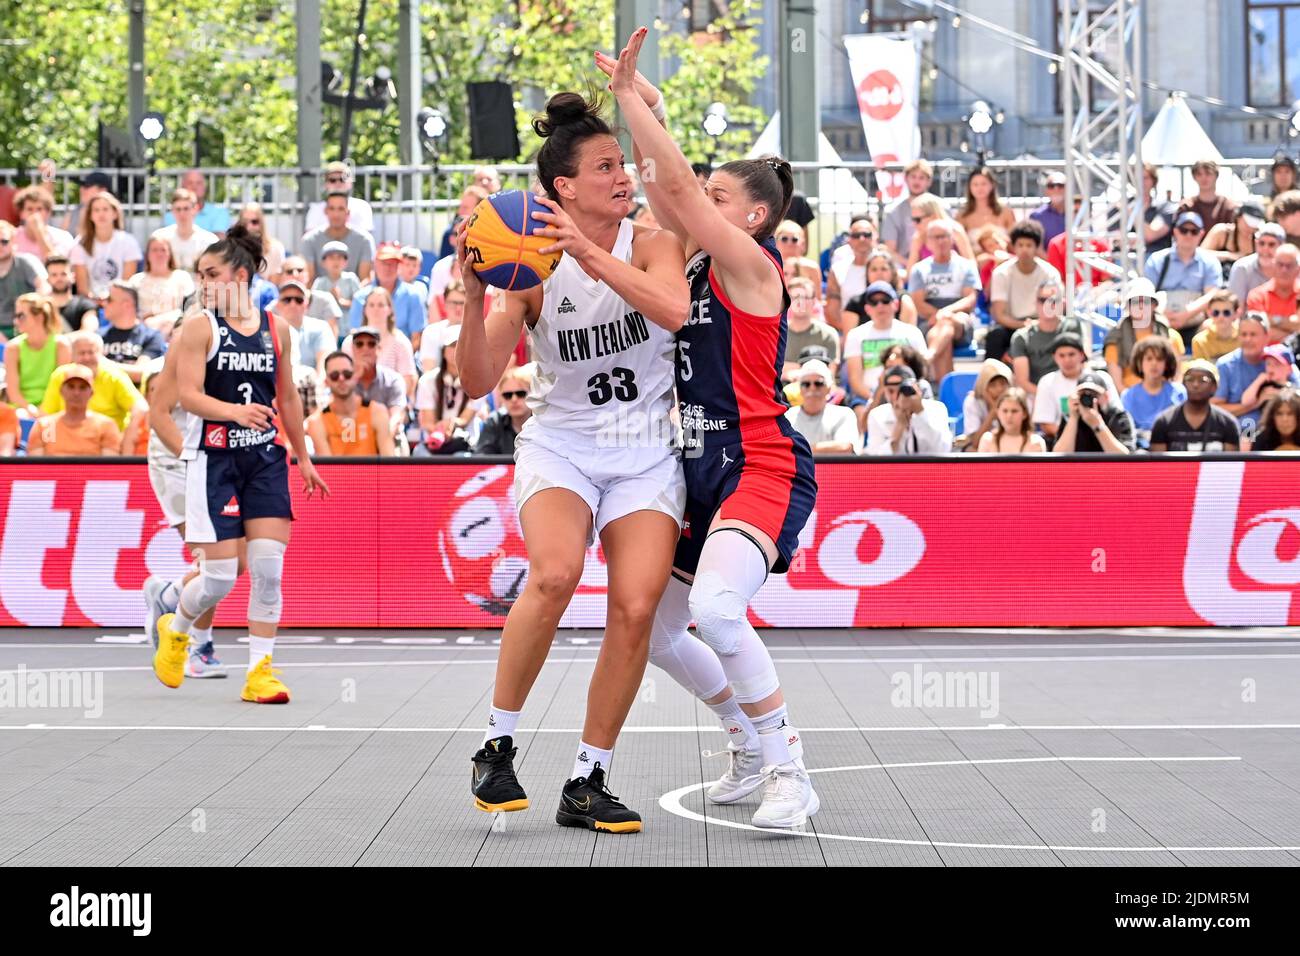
[463,189,561,290]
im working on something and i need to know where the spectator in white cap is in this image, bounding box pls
[311,239,362,313]
[303,161,375,234]
[784,359,861,456]
[399,246,429,305]
[1051,370,1136,454]
[1229,221,1283,302]
[866,364,953,455]
[1103,277,1185,388]
[1142,210,1223,340]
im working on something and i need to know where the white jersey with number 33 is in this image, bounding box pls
[525,220,676,443]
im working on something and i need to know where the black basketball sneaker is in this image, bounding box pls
[471,736,529,813]
[555,762,642,833]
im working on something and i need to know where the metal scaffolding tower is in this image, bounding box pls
[1060,0,1145,317]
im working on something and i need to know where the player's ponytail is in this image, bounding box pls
[718,155,794,240]
[533,90,616,203]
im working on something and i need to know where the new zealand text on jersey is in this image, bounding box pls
[555,310,651,362]
[216,350,274,373]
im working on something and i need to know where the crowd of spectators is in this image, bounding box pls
[2,154,1300,459]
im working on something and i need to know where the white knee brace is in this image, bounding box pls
[649,576,729,700]
[246,538,287,624]
[688,570,750,657]
[178,557,239,620]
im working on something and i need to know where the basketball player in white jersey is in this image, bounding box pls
[142,319,235,678]
[457,91,689,833]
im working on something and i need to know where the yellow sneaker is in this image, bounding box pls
[241,655,290,704]
[152,613,190,689]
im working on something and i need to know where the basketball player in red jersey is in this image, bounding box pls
[597,29,820,828]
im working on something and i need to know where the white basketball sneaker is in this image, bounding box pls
[751,762,820,829]
[143,576,175,650]
[704,743,765,804]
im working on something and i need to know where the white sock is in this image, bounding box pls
[753,704,802,767]
[484,706,521,745]
[172,602,196,634]
[707,694,757,751]
[572,741,612,781]
[190,625,213,651]
[248,636,275,671]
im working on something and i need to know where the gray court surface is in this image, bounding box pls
[1,626,1299,867]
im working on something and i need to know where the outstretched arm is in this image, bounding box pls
[606,27,773,290]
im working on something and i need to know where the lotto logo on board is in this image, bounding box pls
[858,70,904,122]
[205,425,227,448]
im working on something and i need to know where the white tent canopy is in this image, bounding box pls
[1141,93,1250,202]
[748,113,874,233]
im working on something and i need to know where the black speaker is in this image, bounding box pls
[467,81,520,161]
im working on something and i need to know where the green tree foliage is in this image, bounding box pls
[0,0,767,172]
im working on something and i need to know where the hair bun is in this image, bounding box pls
[533,91,604,138]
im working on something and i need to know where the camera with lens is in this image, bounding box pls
[1079,389,1097,409]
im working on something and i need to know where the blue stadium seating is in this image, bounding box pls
[938,370,978,432]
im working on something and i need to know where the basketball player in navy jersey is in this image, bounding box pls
[153,225,329,704]
[598,29,820,828]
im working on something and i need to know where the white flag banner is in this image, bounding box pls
[843,32,921,202]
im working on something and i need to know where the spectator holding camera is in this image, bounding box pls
[1051,371,1136,454]
[1214,312,1300,428]
[1149,360,1240,452]
[1121,336,1186,447]
[1032,334,1120,441]
[306,351,395,456]
[1103,277,1185,388]
[1253,386,1300,451]
[976,387,1046,454]
[474,366,533,455]
[785,359,861,455]
[866,364,953,455]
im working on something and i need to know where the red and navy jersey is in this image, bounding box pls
[198,308,283,453]
[678,235,792,448]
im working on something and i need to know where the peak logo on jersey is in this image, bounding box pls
[557,296,577,315]
[204,424,227,448]
[221,496,240,517]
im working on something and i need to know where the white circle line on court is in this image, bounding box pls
[1,723,1298,734]
[658,756,1300,853]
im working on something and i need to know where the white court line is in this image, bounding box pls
[3,652,1300,677]
[3,639,1298,651]
[658,756,1300,853]
[1,723,1298,734]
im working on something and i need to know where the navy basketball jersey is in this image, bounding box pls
[678,235,791,448]
[186,309,283,455]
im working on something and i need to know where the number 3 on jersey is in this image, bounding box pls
[587,367,638,406]
[237,382,254,404]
